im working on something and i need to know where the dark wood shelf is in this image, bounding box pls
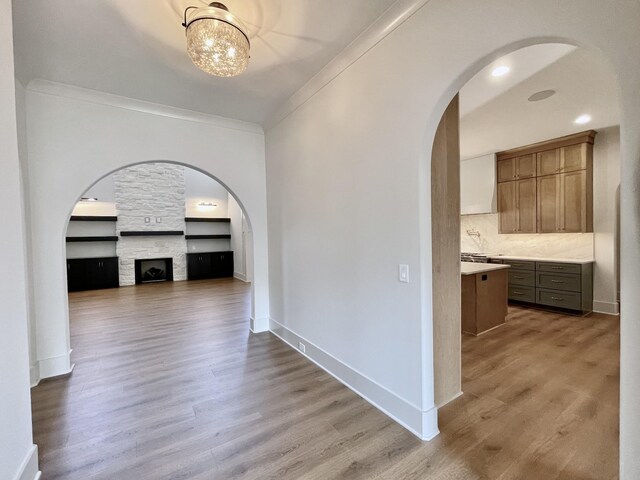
[66,236,119,243]
[185,217,231,223]
[185,234,231,240]
[120,231,184,237]
[70,216,118,222]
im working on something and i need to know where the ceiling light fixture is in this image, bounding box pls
[182,2,250,77]
[491,65,510,77]
[574,114,592,125]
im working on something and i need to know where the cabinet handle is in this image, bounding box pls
[550,280,565,284]
[512,291,525,295]
[550,267,565,270]
[551,296,564,301]
[513,276,525,279]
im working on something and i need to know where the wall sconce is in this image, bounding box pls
[80,197,98,202]
[198,202,218,208]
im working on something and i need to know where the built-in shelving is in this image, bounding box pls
[66,236,119,243]
[70,216,118,222]
[120,231,184,237]
[185,217,231,223]
[185,234,231,240]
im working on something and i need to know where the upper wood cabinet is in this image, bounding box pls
[497,154,535,182]
[496,130,596,234]
[498,178,536,233]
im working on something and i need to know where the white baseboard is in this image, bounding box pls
[37,350,75,380]
[250,317,269,333]
[29,364,40,388]
[269,318,439,441]
[233,272,248,282]
[13,444,40,480]
[593,301,620,315]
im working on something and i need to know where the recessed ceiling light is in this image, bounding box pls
[528,90,556,102]
[491,65,510,77]
[574,114,592,125]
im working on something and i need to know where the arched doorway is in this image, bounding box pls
[430,42,621,476]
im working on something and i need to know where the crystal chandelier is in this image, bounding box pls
[182,2,250,77]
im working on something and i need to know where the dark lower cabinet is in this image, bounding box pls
[67,257,119,292]
[187,251,234,280]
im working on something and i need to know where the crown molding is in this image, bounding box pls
[264,0,431,131]
[26,79,264,135]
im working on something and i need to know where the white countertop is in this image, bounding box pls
[461,262,510,275]
[488,255,594,264]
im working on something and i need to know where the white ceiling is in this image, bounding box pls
[460,44,620,160]
[12,0,397,124]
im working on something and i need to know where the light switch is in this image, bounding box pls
[144,217,150,223]
[156,217,161,223]
[399,264,409,283]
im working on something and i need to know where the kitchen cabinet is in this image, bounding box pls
[497,130,595,234]
[536,144,588,177]
[498,178,536,233]
[187,251,234,280]
[67,257,119,292]
[461,263,510,335]
[493,257,593,313]
[538,170,591,233]
[497,154,535,183]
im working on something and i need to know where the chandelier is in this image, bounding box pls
[182,2,250,77]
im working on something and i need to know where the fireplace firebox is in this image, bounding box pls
[135,258,174,284]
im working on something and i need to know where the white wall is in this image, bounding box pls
[184,167,229,218]
[25,81,270,385]
[0,0,40,478]
[228,194,246,280]
[593,126,620,314]
[265,0,640,464]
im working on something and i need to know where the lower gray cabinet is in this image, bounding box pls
[498,258,593,313]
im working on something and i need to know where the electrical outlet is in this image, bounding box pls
[144,217,150,223]
[298,342,306,353]
[399,264,409,283]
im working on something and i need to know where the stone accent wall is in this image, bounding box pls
[115,163,187,285]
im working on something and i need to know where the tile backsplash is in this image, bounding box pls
[461,213,594,259]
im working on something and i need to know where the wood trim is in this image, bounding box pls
[496,130,597,161]
[184,217,231,223]
[66,236,119,242]
[70,215,118,222]
[431,95,461,407]
[120,231,184,237]
[185,234,232,240]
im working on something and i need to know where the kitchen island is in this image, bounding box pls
[461,262,510,336]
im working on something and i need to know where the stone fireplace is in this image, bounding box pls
[115,163,187,286]
[135,258,174,284]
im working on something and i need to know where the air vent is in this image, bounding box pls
[528,90,556,102]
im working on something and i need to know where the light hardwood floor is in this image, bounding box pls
[31,279,619,479]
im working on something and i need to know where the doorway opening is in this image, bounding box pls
[431,42,621,476]
[64,162,254,294]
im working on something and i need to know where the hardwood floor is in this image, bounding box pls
[31,279,619,479]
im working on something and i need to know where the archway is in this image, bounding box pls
[63,160,256,299]
[24,85,270,386]
[430,41,621,474]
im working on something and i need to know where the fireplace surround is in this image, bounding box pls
[135,258,174,284]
